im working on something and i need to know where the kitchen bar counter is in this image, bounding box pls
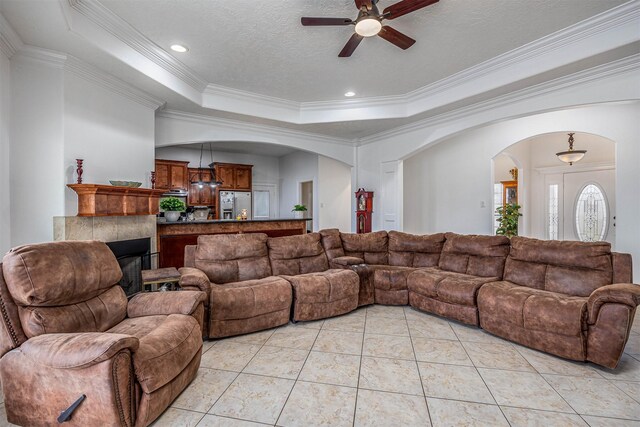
[157,218,311,268]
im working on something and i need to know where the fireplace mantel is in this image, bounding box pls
[68,184,165,217]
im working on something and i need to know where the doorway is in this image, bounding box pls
[300,181,313,231]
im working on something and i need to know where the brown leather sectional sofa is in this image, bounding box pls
[0,241,207,427]
[181,230,639,369]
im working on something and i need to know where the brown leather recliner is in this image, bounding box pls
[0,241,206,427]
[179,234,293,339]
[477,236,639,368]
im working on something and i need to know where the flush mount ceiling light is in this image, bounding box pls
[170,44,189,53]
[556,133,587,166]
[344,91,356,97]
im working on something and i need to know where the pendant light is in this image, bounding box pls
[189,144,223,188]
[556,133,586,166]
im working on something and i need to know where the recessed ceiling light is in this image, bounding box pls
[344,91,356,97]
[170,44,189,53]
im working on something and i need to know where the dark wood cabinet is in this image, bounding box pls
[214,163,253,191]
[187,168,215,207]
[155,160,189,191]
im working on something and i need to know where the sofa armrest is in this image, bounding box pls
[127,291,207,318]
[332,256,365,266]
[587,283,640,324]
[19,333,139,369]
[178,267,212,292]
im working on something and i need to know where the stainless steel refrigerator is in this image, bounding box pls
[219,191,252,220]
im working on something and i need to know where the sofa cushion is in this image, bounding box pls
[268,233,329,275]
[373,266,415,291]
[438,233,510,278]
[194,234,272,284]
[341,231,389,265]
[319,229,345,260]
[408,269,497,307]
[504,236,613,296]
[282,269,359,303]
[209,276,292,320]
[388,231,445,267]
[18,286,128,338]
[477,281,588,336]
[129,314,202,394]
[2,241,122,306]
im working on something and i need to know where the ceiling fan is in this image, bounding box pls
[301,0,439,57]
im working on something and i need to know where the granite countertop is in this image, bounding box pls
[157,218,312,225]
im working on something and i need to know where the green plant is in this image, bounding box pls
[292,204,308,212]
[496,203,522,238]
[160,197,186,212]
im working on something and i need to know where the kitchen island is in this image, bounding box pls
[157,218,311,268]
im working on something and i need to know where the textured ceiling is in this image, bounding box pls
[0,0,634,141]
[99,0,627,102]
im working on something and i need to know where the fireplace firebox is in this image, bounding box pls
[106,237,151,297]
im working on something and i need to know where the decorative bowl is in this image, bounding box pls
[109,180,142,188]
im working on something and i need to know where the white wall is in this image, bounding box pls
[10,54,65,246]
[402,103,640,273]
[63,72,156,215]
[155,146,280,186]
[0,50,10,254]
[318,156,352,231]
[279,151,318,230]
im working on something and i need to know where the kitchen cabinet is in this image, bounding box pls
[155,160,189,191]
[214,163,253,191]
[187,168,214,207]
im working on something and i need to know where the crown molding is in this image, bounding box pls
[156,109,353,147]
[0,12,24,58]
[67,0,207,93]
[13,45,164,109]
[356,53,640,146]
[64,56,165,109]
[60,0,640,124]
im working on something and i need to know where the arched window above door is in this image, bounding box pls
[575,184,608,242]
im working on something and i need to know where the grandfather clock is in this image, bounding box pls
[355,188,374,234]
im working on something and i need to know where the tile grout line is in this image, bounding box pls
[273,320,323,427]
[453,323,513,426]
[406,306,435,427]
[350,305,369,427]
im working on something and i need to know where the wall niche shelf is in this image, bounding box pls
[68,184,165,217]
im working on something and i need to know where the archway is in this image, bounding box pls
[492,132,616,243]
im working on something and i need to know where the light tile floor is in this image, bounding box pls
[1,306,639,427]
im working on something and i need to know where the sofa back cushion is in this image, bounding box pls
[341,231,389,265]
[2,240,123,306]
[439,233,510,278]
[0,263,28,357]
[319,229,345,260]
[268,233,329,275]
[195,233,272,284]
[1,241,128,338]
[504,236,613,296]
[388,231,445,267]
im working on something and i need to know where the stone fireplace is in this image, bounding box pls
[53,215,157,251]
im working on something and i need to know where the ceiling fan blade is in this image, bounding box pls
[378,26,416,50]
[355,0,373,10]
[383,0,439,20]
[339,33,364,57]
[301,17,353,26]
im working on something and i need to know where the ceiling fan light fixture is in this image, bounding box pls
[355,17,382,37]
[344,91,356,97]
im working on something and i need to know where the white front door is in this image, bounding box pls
[380,161,400,231]
[562,169,615,244]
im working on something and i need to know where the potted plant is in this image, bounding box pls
[292,204,308,219]
[160,197,186,222]
[495,203,522,238]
